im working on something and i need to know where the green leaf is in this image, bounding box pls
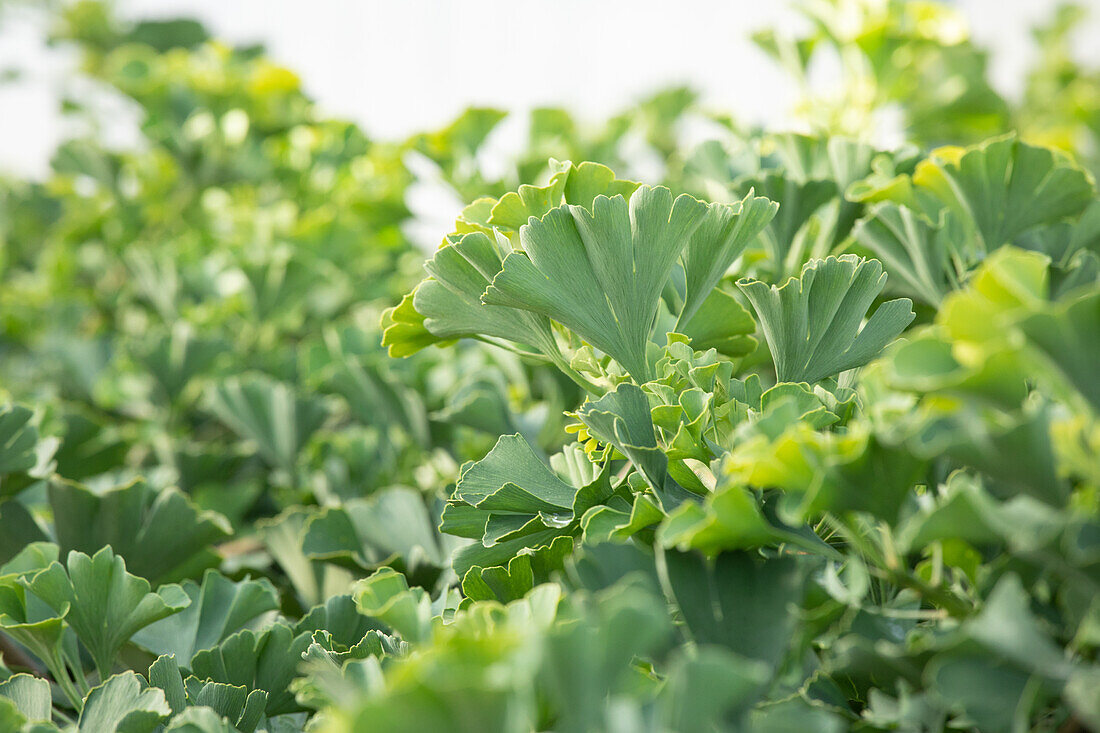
[0,674,52,722]
[0,405,57,499]
[488,160,639,229]
[913,136,1094,252]
[132,570,279,665]
[484,186,709,381]
[133,324,225,402]
[257,508,355,609]
[0,556,69,676]
[677,287,758,357]
[738,255,915,383]
[737,172,837,277]
[295,594,385,659]
[411,232,563,363]
[575,383,692,509]
[183,678,267,733]
[542,579,671,733]
[352,568,433,645]
[302,487,447,572]
[206,375,329,477]
[0,502,49,567]
[149,655,188,714]
[1018,290,1100,412]
[49,479,232,586]
[678,190,777,325]
[850,203,961,305]
[163,707,240,733]
[453,435,575,514]
[189,623,310,716]
[77,671,171,733]
[658,550,802,669]
[27,547,191,678]
[660,646,770,731]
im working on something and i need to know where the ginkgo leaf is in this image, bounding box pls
[484,186,709,381]
[575,383,693,509]
[163,706,242,733]
[657,550,802,669]
[0,674,51,723]
[678,190,778,326]
[913,135,1094,251]
[353,568,433,645]
[411,232,563,363]
[48,479,231,586]
[488,160,639,229]
[132,570,280,665]
[206,375,329,477]
[677,288,758,357]
[383,161,640,361]
[133,324,225,402]
[0,546,67,671]
[453,435,575,514]
[301,487,448,572]
[1018,290,1100,412]
[738,255,915,383]
[851,203,963,305]
[189,623,311,716]
[0,405,57,499]
[77,671,171,733]
[735,172,837,277]
[27,547,191,678]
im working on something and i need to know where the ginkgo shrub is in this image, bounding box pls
[0,1,1098,732]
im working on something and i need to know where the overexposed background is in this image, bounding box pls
[2,0,1100,178]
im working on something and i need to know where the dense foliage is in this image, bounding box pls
[0,1,1098,731]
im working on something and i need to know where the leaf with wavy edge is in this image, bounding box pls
[189,623,310,716]
[851,203,963,306]
[382,161,638,359]
[77,671,171,733]
[912,135,1094,251]
[412,232,563,365]
[678,190,777,326]
[27,547,191,679]
[132,570,279,666]
[0,674,51,723]
[484,186,708,381]
[738,255,915,384]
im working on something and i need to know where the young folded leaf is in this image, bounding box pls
[575,383,694,509]
[442,435,608,578]
[738,255,915,384]
[483,186,709,381]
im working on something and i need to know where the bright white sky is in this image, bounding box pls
[2,0,1099,177]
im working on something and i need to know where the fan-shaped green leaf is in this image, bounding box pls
[133,571,279,665]
[484,186,709,381]
[206,375,328,477]
[27,547,191,678]
[77,671,171,733]
[738,255,915,383]
[49,479,231,586]
[913,136,1094,251]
